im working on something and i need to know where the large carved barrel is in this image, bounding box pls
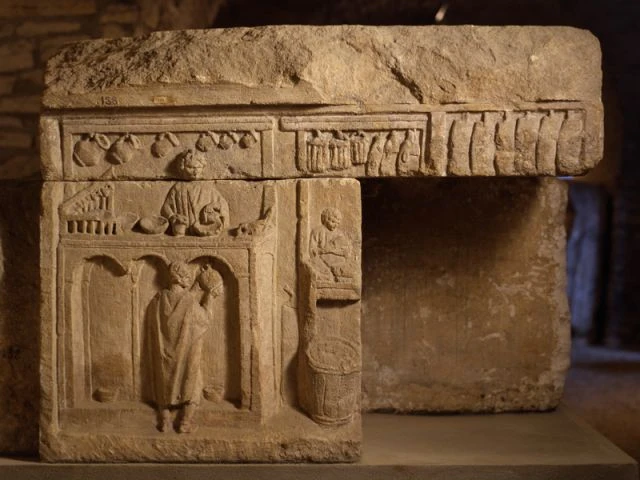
[305,337,360,425]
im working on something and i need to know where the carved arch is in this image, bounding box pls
[79,255,132,403]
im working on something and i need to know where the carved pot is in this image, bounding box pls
[93,387,118,403]
[73,133,110,167]
[305,337,360,425]
[107,134,142,165]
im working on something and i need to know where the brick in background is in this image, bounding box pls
[0,95,40,114]
[0,40,34,73]
[0,0,97,18]
[16,21,82,37]
[0,131,33,149]
[99,4,139,24]
[39,34,91,62]
[0,75,15,95]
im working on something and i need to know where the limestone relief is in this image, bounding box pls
[45,175,360,461]
[426,109,587,176]
[58,116,274,181]
[39,26,602,463]
[144,262,224,434]
[158,150,230,236]
[309,207,356,283]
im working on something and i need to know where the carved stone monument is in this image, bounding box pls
[40,26,602,462]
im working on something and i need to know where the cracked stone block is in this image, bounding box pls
[36,26,601,462]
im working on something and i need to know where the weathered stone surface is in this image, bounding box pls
[40,177,362,462]
[44,26,601,109]
[38,24,600,462]
[361,178,570,412]
[40,26,603,179]
[0,182,40,453]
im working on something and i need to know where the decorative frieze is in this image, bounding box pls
[38,25,603,464]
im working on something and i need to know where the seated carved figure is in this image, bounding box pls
[144,262,223,434]
[309,208,355,282]
[161,149,230,236]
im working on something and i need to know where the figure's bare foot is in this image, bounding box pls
[178,421,197,434]
[178,403,197,433]
[157,409,171,433]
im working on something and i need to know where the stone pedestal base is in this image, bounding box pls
[3,408,636,479]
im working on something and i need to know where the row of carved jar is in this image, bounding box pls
[73,130,259,167]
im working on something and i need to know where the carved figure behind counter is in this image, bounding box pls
[40,25,602,463]
[41,149,362,461]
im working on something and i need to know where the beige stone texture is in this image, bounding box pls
[43,26,602,109]
[0,182,40,453]
[36,25,602,462]
[361,177,569,412]
[41,26,603,178]
[40,177,362,462]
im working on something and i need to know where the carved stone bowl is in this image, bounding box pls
[138,215,169,234]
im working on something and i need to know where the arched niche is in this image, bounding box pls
[189,255,241,408]
[81,255,132,403]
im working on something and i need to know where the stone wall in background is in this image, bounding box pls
[361,178,570,412]
[0,0,141,181]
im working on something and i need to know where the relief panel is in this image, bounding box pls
[41,177,362,462]
[280,114,427,178]
[57,116,274,181]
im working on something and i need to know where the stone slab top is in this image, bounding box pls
[40,26,603,180]
[1,410,637,479]
[43,25,601,109]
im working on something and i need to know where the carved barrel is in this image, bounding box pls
[305,337,360,425]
